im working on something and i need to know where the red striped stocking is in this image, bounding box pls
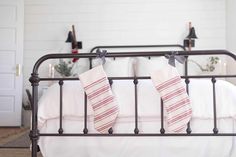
[79,65,119,133]
[151,65,192,132]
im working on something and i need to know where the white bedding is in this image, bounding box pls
[38,79,236,128]
[38,117,236,157]
[37,79,236,157]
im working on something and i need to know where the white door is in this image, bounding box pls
[0,0,24,126]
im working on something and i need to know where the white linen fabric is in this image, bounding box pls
[70,58,90,76]
[37,79,236,157]
[38,79,236,128]
[92,57,134,77]
[38,117,236,157]
[134,57,184,76]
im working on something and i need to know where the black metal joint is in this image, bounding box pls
[134,128,139,134]
[185,78,190,84]
[213,128,218,134]
[108,128,113,134]
[211,77,216,83]
[109,79,113,86]
[160,128,165,134]
[83,128,88,134]
[186,128,192,134]
[29,73,40,86]
[133,78,138,85]
[59,80,64,86]
[58,128,64,134]
[29,130,40,140]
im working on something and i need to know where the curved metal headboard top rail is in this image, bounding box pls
[89,44,186,53]
[32,50,236,74]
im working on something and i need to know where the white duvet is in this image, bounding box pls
[37,79,236,157]
[38,79,236,128]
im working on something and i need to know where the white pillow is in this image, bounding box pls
[71,59,90,76]
[92,57,134,77]
[135,57,184,76]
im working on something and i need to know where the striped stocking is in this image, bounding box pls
[79,65,119,133]
[151,65,192,132]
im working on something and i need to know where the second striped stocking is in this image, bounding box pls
[150,65,192,132]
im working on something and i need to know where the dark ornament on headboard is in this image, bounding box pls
[184,22,198,51]
[65,31,73,42]
[66,25,83,62]
[65,28,82,49]
[186,27,198,39]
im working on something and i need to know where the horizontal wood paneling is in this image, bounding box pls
[23,0,227,92]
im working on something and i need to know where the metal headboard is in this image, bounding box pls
[29,47,236,157]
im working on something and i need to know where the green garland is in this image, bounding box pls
[54,59,74,77]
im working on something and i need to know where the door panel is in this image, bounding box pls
[0,0,23,126]
[0,51,16,66]
[0,96,14,112]
[0,6,16,25]
[0,28,16,47]
[0,74,15,89]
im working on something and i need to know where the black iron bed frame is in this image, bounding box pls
[29,44,236,157]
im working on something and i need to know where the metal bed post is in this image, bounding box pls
[29,73,40,157]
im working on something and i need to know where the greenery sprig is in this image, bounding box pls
[189,56,220,72]
[54,59,74,77]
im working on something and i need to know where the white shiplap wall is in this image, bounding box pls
[226,0,236,84]
[23,0,226,95]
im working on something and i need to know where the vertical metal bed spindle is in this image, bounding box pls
[160,99,165,134]
[108,79,114,134]
[185,78,192,134]
[58,80,64,134]
[212,77,218,134]
[83,93,88,134]
[133,78,139,134]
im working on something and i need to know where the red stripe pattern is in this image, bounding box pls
[79,67,119,133]
[153,74,192,132]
